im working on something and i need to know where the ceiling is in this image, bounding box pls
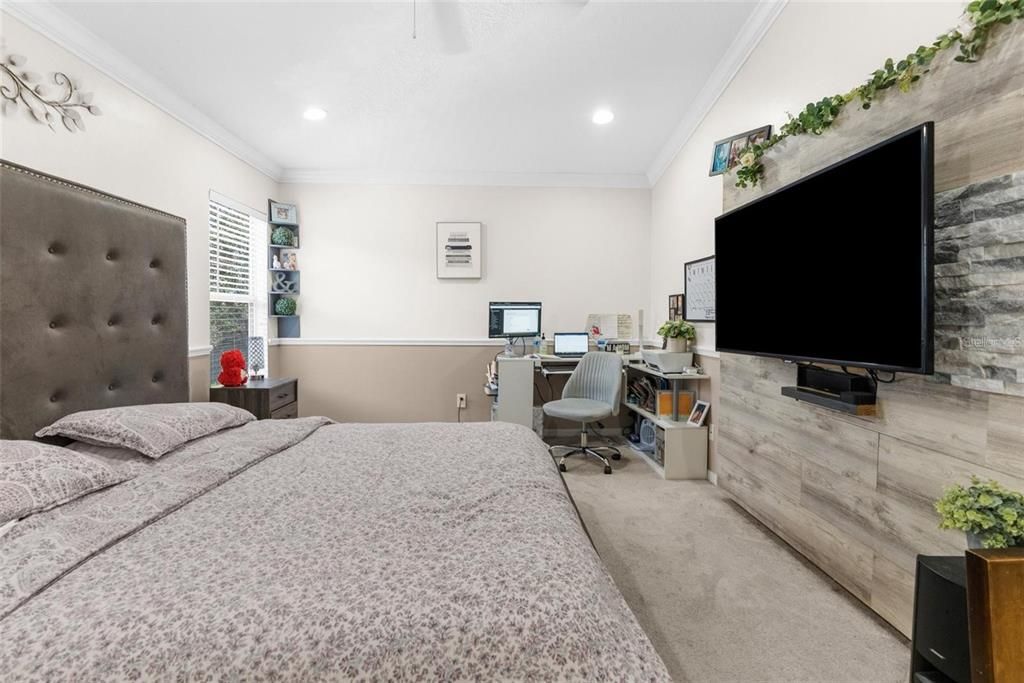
[26,1,778,186]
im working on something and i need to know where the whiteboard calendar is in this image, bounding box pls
[684,255,715,322]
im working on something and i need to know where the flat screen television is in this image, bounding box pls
[715,123,934,374]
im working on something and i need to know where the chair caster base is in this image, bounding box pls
[558,462,567,472]
[603,465,612,475]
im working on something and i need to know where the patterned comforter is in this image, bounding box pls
[0,419,669,681]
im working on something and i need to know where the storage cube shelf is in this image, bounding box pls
[267,200,300,339]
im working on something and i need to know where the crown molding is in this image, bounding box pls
[6,0,783,191]
[280,168,651,189]
[2,2,283,181]
[645,0,787,186]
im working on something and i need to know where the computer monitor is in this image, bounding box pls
[488,302,541,338]
[554,332,589,357]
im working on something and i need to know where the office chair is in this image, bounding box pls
[543,352,622,474]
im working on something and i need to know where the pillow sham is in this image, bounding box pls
[36,402,256,459]
[0,440,134,525]
[66,441,152,476]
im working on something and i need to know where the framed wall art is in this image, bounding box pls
[684,256,715,322]
[436,222,482,279]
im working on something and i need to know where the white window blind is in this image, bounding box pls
[209,200,253,300]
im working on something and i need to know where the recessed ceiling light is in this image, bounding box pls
[303,107,327,121]
[592,109,614,125]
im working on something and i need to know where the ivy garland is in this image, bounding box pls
[733,0,1024,188]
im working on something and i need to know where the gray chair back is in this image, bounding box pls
[562,352,623,415]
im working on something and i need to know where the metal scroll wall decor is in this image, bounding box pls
[1,53,102,132]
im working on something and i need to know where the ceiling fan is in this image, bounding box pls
[411,0,589,55]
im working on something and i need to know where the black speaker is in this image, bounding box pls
[910,556,970,683]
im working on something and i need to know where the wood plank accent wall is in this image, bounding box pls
[717,22,1024,636]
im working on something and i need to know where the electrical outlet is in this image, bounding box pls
[456,393,467,409]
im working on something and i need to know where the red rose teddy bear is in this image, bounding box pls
[217,349,248,387]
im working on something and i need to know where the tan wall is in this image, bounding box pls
[189,355,210,403]
[264,344,640,434]
[274,344,499,423]
[717,22,1024,636]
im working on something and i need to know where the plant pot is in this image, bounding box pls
[665,337,690,353]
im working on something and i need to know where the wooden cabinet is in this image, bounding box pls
[210,378,298,420]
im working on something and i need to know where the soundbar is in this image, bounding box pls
[781,364,878,416]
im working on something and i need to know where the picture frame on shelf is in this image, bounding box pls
[280,250,298,271]
[687,400,710,427]
[269,200,298,225]
[709,125,772,176]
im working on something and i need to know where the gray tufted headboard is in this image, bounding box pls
[0,161,188,440]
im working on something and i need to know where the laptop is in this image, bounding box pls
[553,332,589,359]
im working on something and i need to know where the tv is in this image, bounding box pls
[715,123,934,375]
[488,302,542,338]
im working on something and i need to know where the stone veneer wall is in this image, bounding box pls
[935,172,1024,395]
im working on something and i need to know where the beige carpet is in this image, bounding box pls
[553,439,909,683]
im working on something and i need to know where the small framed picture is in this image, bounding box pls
[687,400,710,427]
[709,125,772,177]
[709,139,731,176]
[269,200,298,225]
[668,293,685,321]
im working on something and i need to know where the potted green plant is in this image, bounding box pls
[935,476,1024,549]
[657,319,696,353]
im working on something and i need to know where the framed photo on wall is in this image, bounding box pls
[668,293,684,321]
[709,125,772,176]
[684,255,715,322]
[436,222,482,279]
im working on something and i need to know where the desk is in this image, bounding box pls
[486,355,709,480]
[487,355,584,428]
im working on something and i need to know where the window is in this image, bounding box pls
[208,195,268,384]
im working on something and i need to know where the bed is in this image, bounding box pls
[0,162,669,680]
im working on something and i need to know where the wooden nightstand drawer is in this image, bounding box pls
[271,401,298,419]
[210,378,298,420]
[269,381,297,412]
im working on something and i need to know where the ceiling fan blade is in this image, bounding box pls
[431,1,470,55]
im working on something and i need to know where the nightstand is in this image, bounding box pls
[209,378,298,420]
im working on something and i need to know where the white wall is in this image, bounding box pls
[650,1,964,352]
[280,183,651,340]
[0,13,278,351]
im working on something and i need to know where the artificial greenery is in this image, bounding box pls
[657,319,696,340]
[733,0,1024,188]
[274,296,297,316]
[271,226,296,246]
[935,476,1024,548]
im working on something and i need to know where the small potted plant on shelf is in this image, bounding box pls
[935,476,1024,549]
[657,319,696,353]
